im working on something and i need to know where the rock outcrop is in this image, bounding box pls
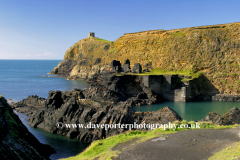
[83,72,158,105]
[200,107,240,125]
[132,63,142,73]
[12,90,182,143]
[212,94,240,102]
[11,95,46,115]
[0,96,55,160]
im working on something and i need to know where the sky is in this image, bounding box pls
[0,0,239,60]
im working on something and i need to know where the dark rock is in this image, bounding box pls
[132,63,142,73]
[134,107,183,129]
[11,95,46,116]
[121,59,131,73]
[94,58,102,65]
[50,59,76,77]
[79,60,89,66]
[200,107,240,125]
[200,112,221,124]
[0,96,55,160]
[212,94,240,102]
[84,72,158,104]
[111,60,121,73]
[14,90,181,143]
[219,107,240,125]
[144,63,153,70]
[103,45,110,51]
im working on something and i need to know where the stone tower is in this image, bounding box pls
[89,32,95,37]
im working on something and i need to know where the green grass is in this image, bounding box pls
[0,95,19,137]
[95,37,112,43]
[61,121,238,160]
[62,129,177,160]
[5,106,19,137]
[129,68,204,81]
[209,141,240,160]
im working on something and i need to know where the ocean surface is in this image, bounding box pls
[0,60,87,101]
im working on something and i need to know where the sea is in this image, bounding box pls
[0,60,239,159]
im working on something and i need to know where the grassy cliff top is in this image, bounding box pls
[60,22,240,94]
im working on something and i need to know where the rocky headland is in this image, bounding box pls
[0,96,55,160]
[50,22,240,95]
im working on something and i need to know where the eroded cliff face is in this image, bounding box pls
[50,36,111,79]
[0,96,55,160]
[51,22,240,94]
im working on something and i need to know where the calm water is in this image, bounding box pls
[0,60,87,101]
[132,101,240,121]
[16,112,89,160]
[0,60,89,160]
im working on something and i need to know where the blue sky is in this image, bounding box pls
[0,0,239,60]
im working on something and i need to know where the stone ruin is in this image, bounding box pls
[89,32,95,37]
[111,59,142,73]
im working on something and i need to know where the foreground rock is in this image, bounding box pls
[12,90,182,143]
[0,96,55,160]
[11,95,46,115]
[200,107,240,125]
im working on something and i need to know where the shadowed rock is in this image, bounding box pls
[0,96,55,160]
[200,107,240,125]
[132,63,142,73]
[121,59,131,73]
[111,60,121,73]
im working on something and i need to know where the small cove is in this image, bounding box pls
[16,112,89,160]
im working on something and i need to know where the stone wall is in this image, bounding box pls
[142,75,213,102]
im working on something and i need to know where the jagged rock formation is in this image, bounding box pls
[200,107,240,125]
[83,72,158,104]
[11,90,182,143]
[134,107,182,126]
[212,94,240,102]
[51,22,240,94]
[0,96,55,160]
[11,95,46,116]
[132,63,142,73]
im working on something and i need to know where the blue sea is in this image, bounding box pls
[0,60,87,101]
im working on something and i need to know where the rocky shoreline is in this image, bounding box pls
[11,87,240,144]
[11,90,182,143]
[0,96,55,160]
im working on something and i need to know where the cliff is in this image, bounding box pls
[0,96,55,160]
[51,22,240,94]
